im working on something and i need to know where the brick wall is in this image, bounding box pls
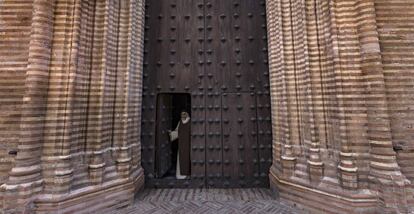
[375,0,414,183]
[376,0,414,208]
[267,0,414,213]
[0,0,145,213]
[0,0,33,186]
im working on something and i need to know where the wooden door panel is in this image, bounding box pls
[222,93,259,187]
[156,95,173,177]
[257,93,272,186]
[190,92,206,187]
[205,94,222,187]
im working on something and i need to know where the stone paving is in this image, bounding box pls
[114,188,300,214]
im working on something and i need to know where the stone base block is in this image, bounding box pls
[34,170,144,214]
[269,170,379,214]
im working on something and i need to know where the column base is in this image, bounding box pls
[338,165,358,190]
[308,160,324,184]
[269,170,378,214]
[369,173,414,213]
[34,168,144,214]
[0,179,44,213]
[281,156,296,177]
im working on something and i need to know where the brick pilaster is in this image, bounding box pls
[1,0,56,211]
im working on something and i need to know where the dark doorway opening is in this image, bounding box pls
[155,93,191,179]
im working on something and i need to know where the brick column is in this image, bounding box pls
[127,0,145,185]
[87,0,108,185]
[42,0,82,196]
[279,0,297,177]
[266,0,283,177]
[303,0,324,183]
[114,0,133,179]
[355,0,412,212]
[330,0,359,190]
[1,0,56,211]
[126,0,143,178]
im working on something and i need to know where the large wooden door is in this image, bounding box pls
[142,0,271,188]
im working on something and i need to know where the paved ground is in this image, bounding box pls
[115,188,300,214]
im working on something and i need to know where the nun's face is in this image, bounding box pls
[181,112,188,121]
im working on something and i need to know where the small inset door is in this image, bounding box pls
[155,93,191,178]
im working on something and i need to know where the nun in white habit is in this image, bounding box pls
[168,111,191,179]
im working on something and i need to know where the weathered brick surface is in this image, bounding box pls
[0,0,413,213]
[376,0,414,183]
[0,0,33,187]
[0,0,145,213]
[376,0,414,209]
[266,0,414,213]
